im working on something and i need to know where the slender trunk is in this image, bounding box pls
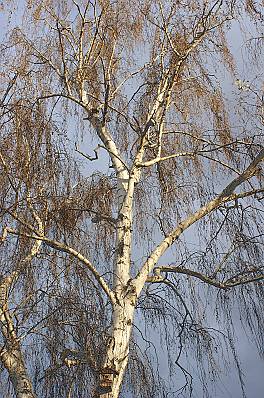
[97,296,136,398]
[0,344,35,398]
[96,149,144,397]
[0,274,36,398]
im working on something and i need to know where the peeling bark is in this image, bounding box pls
[98,296,136,398]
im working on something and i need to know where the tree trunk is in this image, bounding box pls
[0,274,36,398]
[98,295,136,398]
[0,344,36,398]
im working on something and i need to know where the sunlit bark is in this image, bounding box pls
[0,274,35,398]
[0,1,263,397]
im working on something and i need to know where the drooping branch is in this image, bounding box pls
[134,147,264,294]
[0,213,44,398]
[220,148,264,197]
[132,5,222,173]
[1,227,116,305]
[135,151,195,167]
[147,266,264,289]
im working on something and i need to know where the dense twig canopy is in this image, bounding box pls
[0,1,263,397]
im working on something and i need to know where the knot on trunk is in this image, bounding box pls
[146,267,165,282]
[18,378,32,394]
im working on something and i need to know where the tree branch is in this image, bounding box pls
[147,265,264,289]
[1,228,116,305]
[134,148,264,294]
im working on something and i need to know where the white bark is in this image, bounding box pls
[96,64,181,397]
[89,117,129,192]
[135,148,264,295]
[97,162,142,397]
[0,346,35,398]
[0,220,43,397]
[0,274,36,398]
[98,297,136,398]
[2,228,116,305]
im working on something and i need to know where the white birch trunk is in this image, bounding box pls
[98,296,136,398]
[98,174,138,398]
[0,274,36,398]
[0,345,35,398]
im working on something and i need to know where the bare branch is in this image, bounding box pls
[134,148,264,293]
[2,228,116,305]
[147,265,264,290]
[75,142,99,161]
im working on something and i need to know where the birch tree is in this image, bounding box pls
[0,1,264,397]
